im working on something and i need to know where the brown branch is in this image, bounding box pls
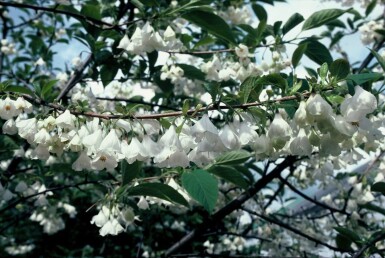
[352,231,385,258]
[56,53,93,101]
[0,180,100,215]
[163,156,297,257]
[21,92,311,120]
[243,208,348,253]
[0,1,124,31]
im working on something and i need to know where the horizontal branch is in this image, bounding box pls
[0,1,125,31]
[0,180,100,215]
[21,92,310,120]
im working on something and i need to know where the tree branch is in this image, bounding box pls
[352,231,385,258]
[163,156,297,257]
[0,1,124,31]
[243,208,348,253]
[56,53,93,101]
[21,92,311,120]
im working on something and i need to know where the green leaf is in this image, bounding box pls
[41,80,58,99]
[182,169,218,213]
[371,182,385,196]
[0,135,19,151]
[208,165,250,189]
[302,9,347,31]
[240,76,261,103]
[282,13,304,35]
[3,86,34,95]
[182,10,236,44]
[360,203,385,216]
[252,4,267,21]
[369,48,385,72]
[121,160,142,186]
[258,73,288,92]
[254,19,267,46]
[100,63,118,87]
[335,234,352,251]
[365,0,377,16]
[177,64,206,81]
[303,40,333,65]
[126,183,189,207]
[319,62,328,79]
[346,73,382,85]
[334,227,361,246]
[330,59,350,81]
[292,43,308,68]
[214,150,251,166]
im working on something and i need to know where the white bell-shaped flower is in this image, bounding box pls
[267,114,292,150]
[0,97,18,120]
[341,86,377,122]
[219,124,240,149]
[121,137,148,164]
[72,151,92,171]
[98,129,122,158]
[99,219,124,236]
[91,152,118,171]
[289,129,312,156]
[294,101,310,127]
[2,118,17,135]
[91,206,110,227]
[14,97,33,114]
[306,94,332,119]
[55,110,76,129]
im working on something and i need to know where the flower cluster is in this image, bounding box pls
[359,20,385,45]
[117,23,183,55]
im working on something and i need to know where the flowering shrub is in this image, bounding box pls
[0,0,385,257]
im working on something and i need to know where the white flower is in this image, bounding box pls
[34,128,51,145]
[14,97,33,114]
[267,113,292,150]
[2,118,17,135]
[219,124,240,149]
[0,97,18,120]
[121,137,148,164]
[55,110,76,129]
[99,129,123,158]
[163,26,176,41]
[289,129,312,156]
[91,152,118,171]
[34,57,45,66]
[235,44,250,58]
[99,218,124,236]
[72,151,92,171]
[306,94,333,119]
[91,206,110,227]
[117,34,130,50]
[341,86,377,122]
[137,196,149,210]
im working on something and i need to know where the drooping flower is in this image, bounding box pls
[55,110,76,129]
[267,114,292,150]
[289,129,312,156]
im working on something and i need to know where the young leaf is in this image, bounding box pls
[334,227,362,246]
[282,13,304,35]
[126,183,189,207]
[208,165,250,189]
[182,10,236,44]
[121,160,142,186]
[258,74,288,92]
[302,9,346,31]
[214,150,251,166]
[319,62,328,79]
[100,63,119,87]
[292,43,308,68]
[329,59,350,81]
[182,169,218,213]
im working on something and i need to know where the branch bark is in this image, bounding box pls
[163,156,297,257]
